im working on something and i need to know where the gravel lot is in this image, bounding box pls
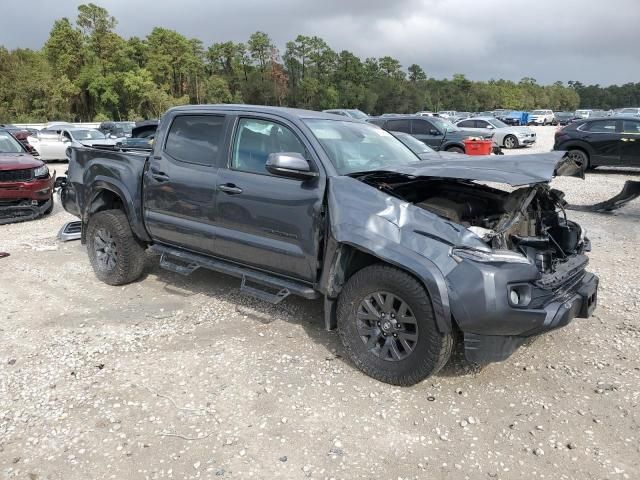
[1,126,639,479]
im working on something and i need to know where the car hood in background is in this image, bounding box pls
[366,151,581,186]
[77,139,118,147]
[497,126,533,134]
[0,153,42,170]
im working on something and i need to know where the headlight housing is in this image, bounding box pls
[33,164,49,179]
[451,247,531,264]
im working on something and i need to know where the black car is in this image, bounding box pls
[553,116,640,171]
[368,115,489,153]
[554,112,575,126]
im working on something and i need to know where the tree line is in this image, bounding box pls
[0,3,637,122]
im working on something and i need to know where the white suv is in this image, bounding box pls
[529,110,555,125]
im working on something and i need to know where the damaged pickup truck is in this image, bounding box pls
[59,105,598,385]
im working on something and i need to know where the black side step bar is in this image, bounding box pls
[150,244,319,304]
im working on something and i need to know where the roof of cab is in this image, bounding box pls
[167,104,361,122]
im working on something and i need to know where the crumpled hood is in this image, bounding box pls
[373,151,580,186]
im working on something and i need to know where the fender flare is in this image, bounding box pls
[84,177,151,242]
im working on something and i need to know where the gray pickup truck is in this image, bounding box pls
[60,105,598,385]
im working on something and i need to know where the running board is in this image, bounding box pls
[57,221,82,241]
[150,244,318,303]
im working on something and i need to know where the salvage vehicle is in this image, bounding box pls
[554,111,575,126]
[456,117,536,149]
[503,111,530,126]
[28,128,114,161]
[60,105,599,386]
[528,110,556,126]
[368,115,491,153]
[0,129,55,224]
[553,116,640,172]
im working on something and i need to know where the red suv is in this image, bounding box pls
[0,129,55,224]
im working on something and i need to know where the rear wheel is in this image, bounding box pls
[337,264,453,386]
[567,149,589,173]
[504,135,519,149]
[86,209,146,285]
[446,146,464,154]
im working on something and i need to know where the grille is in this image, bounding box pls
[0,168,33,182]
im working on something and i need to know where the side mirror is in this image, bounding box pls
[266,152,318,180]
[109,134,118,139]
[61,137,70,143]
[429,129,440,136]
[486,125,495,129]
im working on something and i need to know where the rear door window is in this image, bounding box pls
[457,120,474,128]
[411,119,435,135]
[585,120,617,133]
[164,115,226,166]
[385,119,410,133]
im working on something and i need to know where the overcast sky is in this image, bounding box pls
[2,0,638,85]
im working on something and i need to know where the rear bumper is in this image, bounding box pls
[446,254,598,363]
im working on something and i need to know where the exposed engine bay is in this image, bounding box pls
[358,173,588,275]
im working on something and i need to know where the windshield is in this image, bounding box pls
[391,131,435,154]
[487,118,508,128]
[347,109,368,120]
[304,119,420,175]
[0,131,25,153]
[70,129,106,140]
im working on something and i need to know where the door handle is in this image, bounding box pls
[150,168,170,182]
[219,183,243,195]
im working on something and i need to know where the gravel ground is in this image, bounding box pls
[1,127,639,479]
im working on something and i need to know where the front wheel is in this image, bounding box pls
[567,149,589,173]
[503,135,519,149]
[86,209,146,285]
[337,265,454,386]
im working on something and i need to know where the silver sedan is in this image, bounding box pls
[455,117,536,149]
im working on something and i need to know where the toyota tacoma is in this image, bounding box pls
[59,105,598,385]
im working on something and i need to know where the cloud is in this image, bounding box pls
[1,0,638,85]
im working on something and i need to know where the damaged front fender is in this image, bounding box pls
[325,176,490,333]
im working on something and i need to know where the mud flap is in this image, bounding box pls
[567,180,640,213]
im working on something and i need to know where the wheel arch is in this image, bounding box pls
[83,179,151,243]
[319,241,452,334]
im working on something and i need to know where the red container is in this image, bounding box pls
[463,138,493,155]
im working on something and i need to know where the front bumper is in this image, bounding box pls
[518,135,537,145]
[446,254,598,363]
[0,175,55,224]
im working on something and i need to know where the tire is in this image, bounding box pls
[566,149,589,173]
[337,264,454,386]
[86,209,146,286]
[503,135,519,149]
[446,146,464,154]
